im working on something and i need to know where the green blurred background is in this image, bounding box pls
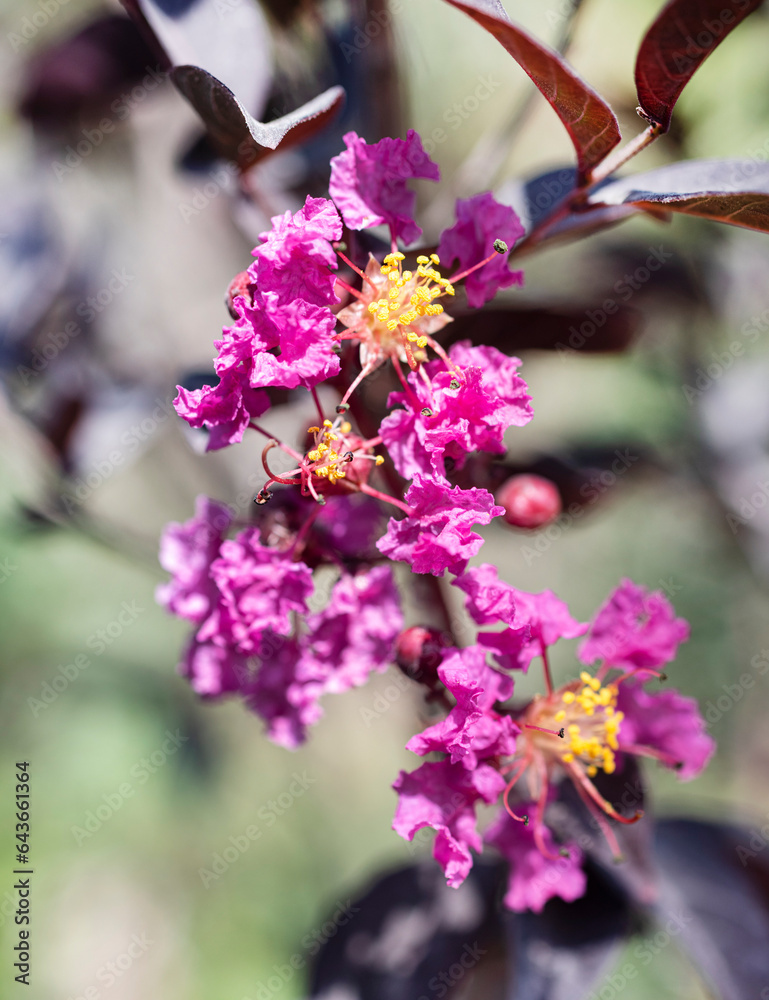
[2,0,769,996]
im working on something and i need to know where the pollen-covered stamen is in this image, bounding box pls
[553,672,624,778]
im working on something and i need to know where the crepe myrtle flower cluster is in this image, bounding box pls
[393,575,714,912]
[159,129,714,911]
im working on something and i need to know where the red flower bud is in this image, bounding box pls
[497,474,561,529]
[395,626,448,687]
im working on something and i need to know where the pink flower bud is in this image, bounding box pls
[497,474,561,529]
[395,626,448,687]
[226,270,254,318]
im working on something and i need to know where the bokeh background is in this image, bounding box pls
[2,0,769,996]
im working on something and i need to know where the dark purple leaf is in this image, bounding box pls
[442,0,621,182]
[635,0,764,132]
[445,303,642,354]
[308,860,506,999]
[504,861,633,1000]
[170,66,345,167]
[654,818,769,1000]
[589,160,769,232]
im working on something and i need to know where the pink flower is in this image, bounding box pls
[329,130,439,245]
[246,299,340,391]
[437,193,525,308]
[380,344,533,480]
[484,810,586,912]
[377,474,504,577]
[314,495,384,559]
[249,196,342,308]
[209,528,314,653]
[479,589,587,672]
[617,683,715,780]
[179,638,246,698]
[302,567,403,694]
[453,564,518,626]
[173,371,270,451]
[579,579,690,672]
[406,645,518,769]
[156,496,232,623]
[241,633,323,750]
[392,759,506,888]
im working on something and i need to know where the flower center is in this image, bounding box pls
[524,671,623,777]
[369,252,453,343]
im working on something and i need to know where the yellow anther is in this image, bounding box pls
[307,426,320,434]
[562,692,575,704]
[562,752,574,763]
[340,422,351,434]
[388,272,398,282]
[407,332,418,342]
[430,253,440,264]
[587,765,598,777]
[323,419,333,428]
[317,443,328,454]
[376,310,389,322]
[567,724,580,736]
[386,319,398,331]
[554,710,566,722]
[579,672,592,685]
[308,450,320,462]
[416,336,428,348]
[391,252,405,261]
[375,455,384,465]
[402,270,413,281]
[389,287,399,299]
[416,255,429,264]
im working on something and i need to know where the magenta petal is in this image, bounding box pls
[579,579,690,670]
[329,129,439,244]
[485,809,586,912]
[406,646,517,768]
[392,759,505,888]
[157,496,232,623]
[210,529,314,653]
[377,474,503,577]
[438,192,525,308]
[618,683,715,780]
[302,566,403,693]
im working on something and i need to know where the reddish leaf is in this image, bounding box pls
[589,160,769,232]
[442,0,620,182]
[171,66,345,169]
[635,0,763,132]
